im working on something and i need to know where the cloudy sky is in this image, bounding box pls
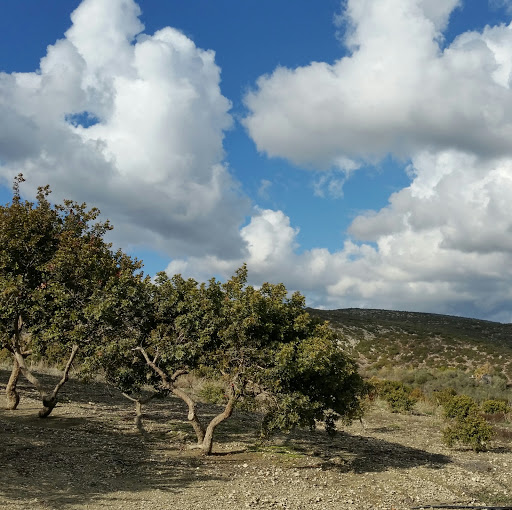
[2,0,512,321]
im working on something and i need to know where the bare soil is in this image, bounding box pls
[1,370,511,510]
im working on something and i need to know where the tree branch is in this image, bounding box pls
[134,346,170,388]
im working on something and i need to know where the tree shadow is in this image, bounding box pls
[0,409,223,508]
[272,429,452,474]
[0,369,224,508]
[0,366,452,508]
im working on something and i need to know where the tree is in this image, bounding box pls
[0,175,145,417]
[133,265,367,455]
[0,175,61,409]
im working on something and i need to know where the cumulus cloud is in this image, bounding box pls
[0,0,248,258]
[244,0,512,169]
[169,0,512,321]
[169,184,512,323]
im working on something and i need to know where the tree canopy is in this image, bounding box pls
[1,176,366,454]
[102,265,367,454]
[0,175,145,416]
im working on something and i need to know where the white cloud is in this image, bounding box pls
[169,179,512,322]
[0,0,248,258]
[490,0,512,15]
[313,173,346,198]
[169,1,512,321]
[4,0,512,321]
[244,0,512,168]
[257,179,272,200]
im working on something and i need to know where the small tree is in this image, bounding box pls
[0,175,61,409]
[1,176,145,417]
[135,265,367,455]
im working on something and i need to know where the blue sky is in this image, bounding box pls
[2,0,512,321]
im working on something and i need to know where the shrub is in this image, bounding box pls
[198,381,226,404]
[431,387,457,406]
[481,399,510,415]
[442,410,494,452]
[442,394,478,420]
[373,379,417,414]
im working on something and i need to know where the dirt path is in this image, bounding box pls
[0,371,511,509]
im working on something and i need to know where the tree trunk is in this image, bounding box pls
[5,357,21,410]
[14,343,79,418]
[135,347,206,444]
[38,344,79,418]
[172,387,206,445]
[201,393,237,455]
[122,392,159,433]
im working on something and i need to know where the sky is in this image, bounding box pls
[2,1,512,321]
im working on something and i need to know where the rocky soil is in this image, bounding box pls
[0,370,511,510]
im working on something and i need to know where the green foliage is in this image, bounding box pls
[198,382,226,404]
[372,379,417,414]
[432,387,457,406]
[0,176,148,412]
[117,264,367,447]
[441,394,494,452]
[442,411,494,452]
[442,394,478,420]
[481,399,510,414]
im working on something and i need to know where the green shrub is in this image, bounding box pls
[442,410,494,452]
[442,394,478,420]
[373,379,417,414]
[481,399,510,414]
[431,387,457,406]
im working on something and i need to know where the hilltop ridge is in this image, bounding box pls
[308,308,512,380]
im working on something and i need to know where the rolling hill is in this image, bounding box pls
[308,308,512,383]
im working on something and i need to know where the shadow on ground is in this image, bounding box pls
[0,369,222,508]
[260,427,452,474]
[0,367,452,508]
[0,409,222,508]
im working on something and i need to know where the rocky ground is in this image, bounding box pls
[0,370,511,510]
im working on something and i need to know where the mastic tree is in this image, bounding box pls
[0,175,145,417]
[134,265,367,455]
[0,175,61,409]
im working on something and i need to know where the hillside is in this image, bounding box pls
[308,308,512,382]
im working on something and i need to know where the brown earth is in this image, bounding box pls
[0,370,511,510]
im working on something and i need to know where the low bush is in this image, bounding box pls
[442,394,478,420]
[442,410,494,452]
[481,399,510,415]
[373,379,417,414]
[441,394,495,452]
[432,387,457,406]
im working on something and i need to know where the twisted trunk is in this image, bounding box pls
[14,340,79,418]
[201,391,237,455]
[135,347,206,444]
[5,357,21,410]
[171,386,206,445]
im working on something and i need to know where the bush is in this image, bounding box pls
[198,381,226,404]
[442,410,494,452]
[481,399,510,415]
[442,394,478,420]
[431,387,457,406]
[373,379,417,414]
